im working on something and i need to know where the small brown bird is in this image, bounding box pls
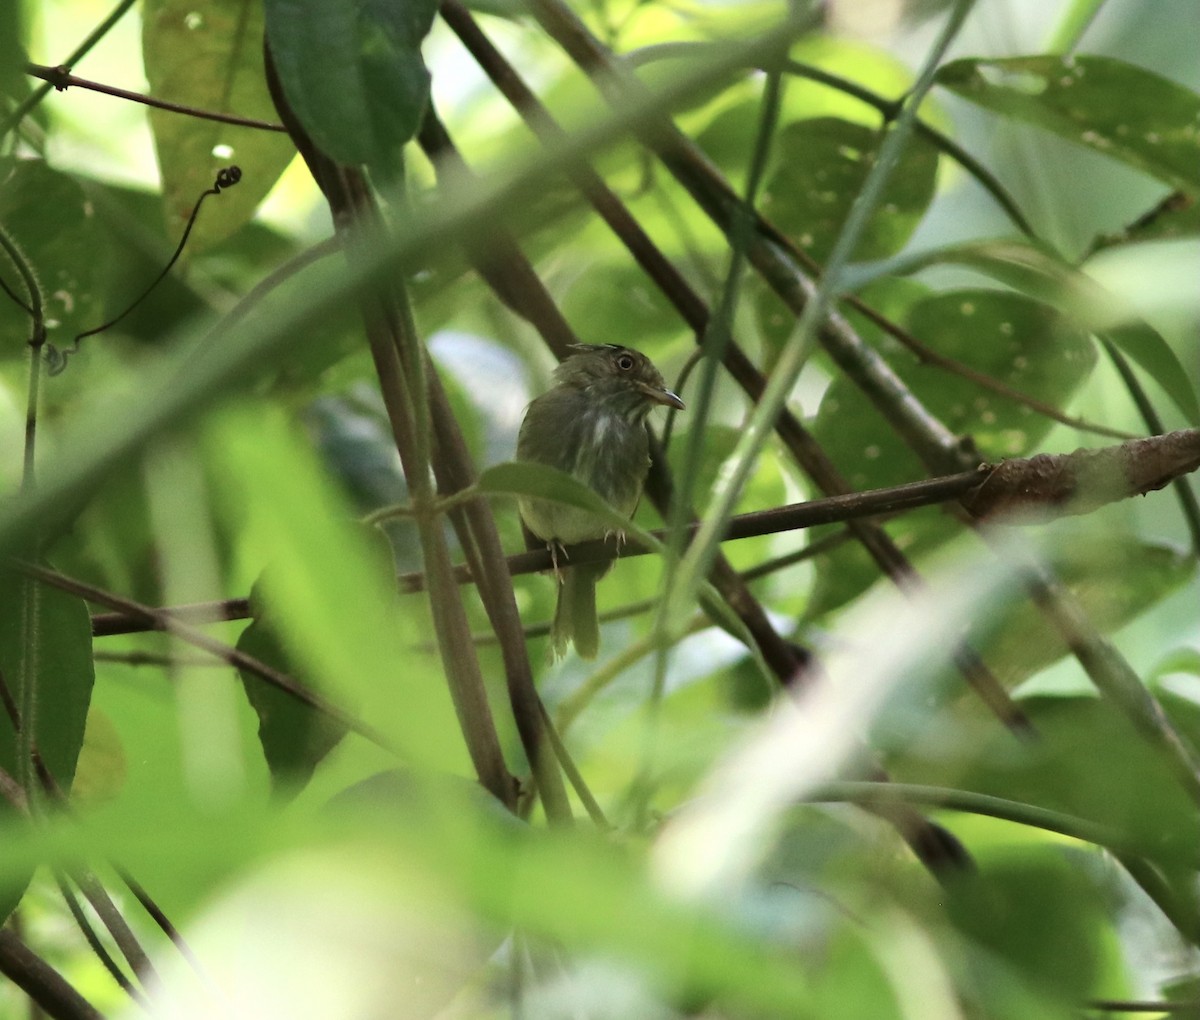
[516,345,684,658]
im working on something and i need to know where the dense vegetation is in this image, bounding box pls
[2,0,1200,1016]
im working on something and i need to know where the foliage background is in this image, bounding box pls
[2,0,1200,1016]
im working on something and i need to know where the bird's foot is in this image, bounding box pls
[548,540,569,583]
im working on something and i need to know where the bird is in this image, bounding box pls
[516,344,685,659]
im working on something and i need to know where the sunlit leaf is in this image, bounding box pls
[143,0,297,250]
[936,55,1200,194]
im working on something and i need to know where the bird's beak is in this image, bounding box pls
[640,383,685,410]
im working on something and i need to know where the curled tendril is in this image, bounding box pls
[45,165,243,376]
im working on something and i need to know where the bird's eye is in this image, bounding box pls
[615,353,635,371]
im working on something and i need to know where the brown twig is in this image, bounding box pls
[20,562,395,751]
[0,931,104,1020]
[25,62,287,132]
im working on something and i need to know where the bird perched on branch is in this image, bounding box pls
[517,344,685,659]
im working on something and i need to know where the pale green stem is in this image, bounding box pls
[666,0,978,633]
[1043,0,1110,54]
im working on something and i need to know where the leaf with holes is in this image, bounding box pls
[143,0,297,251]
[806,290,1095,618]
[0,159,105,355]
[759,117,938,263]
[936,56,1200,194]
[870,238,1200,425]
[814,288,1095,490]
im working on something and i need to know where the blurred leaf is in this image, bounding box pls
[872,238,1200,424]
[0,566,95,921]
[204,405,468,774]
[759,116,938,263]
[0,570,95,791]
[0,158,106,354]
[973,539,1194,689]
[891,693,1200,867]
[143,0,297,250]
[70,708,127,806]
[237,611,348,794]
[264,0,438,182]
[805,508,951,621]
[936,56,1200,194]
[562,263,688,345]
[813,288,1095,490]
[1092,191,1200,250]
[947,851,1109,1001]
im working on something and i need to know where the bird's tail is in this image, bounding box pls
[552,565,600,660]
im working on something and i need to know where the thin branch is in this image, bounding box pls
[24,63,287,133]
[20,562,397,752]
[2,0,138,138]
[263,48,519,810]
[439,0,1023,733]
[54,874,146,1006]
[0,931,104,1020]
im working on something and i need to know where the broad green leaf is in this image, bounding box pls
[936,56,1200,194]
[0,571,95,791]
[142,0,297,251]
[562,263,688,344]
[889,693,1200,868]
[478,461,636,532]
[946,851,1111,1001]
[808,289,1095,617]
[0,159,105,354]
[869,238,1200,424]
[204,406,467,775]
[813,288,1095,491]
[971,538,1194,690]
[1091,191,1200,250]
[264,0,438,181]
[0,567,95,922]
[237,613,348,794]
[759,116,938,263]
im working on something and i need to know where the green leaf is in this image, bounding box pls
[947,851,1110,1001]
[561,263,687,345]
[0,571,95,791]
[869,238,1200,424]
[142,0,297,251]
[237,613,348,794]
[936,56,1200,194]
[0,567,95,922]
[478,461,635,532]
[891,693,1200,869]
[760,117,938,263]
[813,287,1096,491]
[264,0,438,180]
[971,538,1194,690]
[0,159,106,354]
[204,406,468,774]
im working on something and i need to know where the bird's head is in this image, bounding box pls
[554,344,685,421]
